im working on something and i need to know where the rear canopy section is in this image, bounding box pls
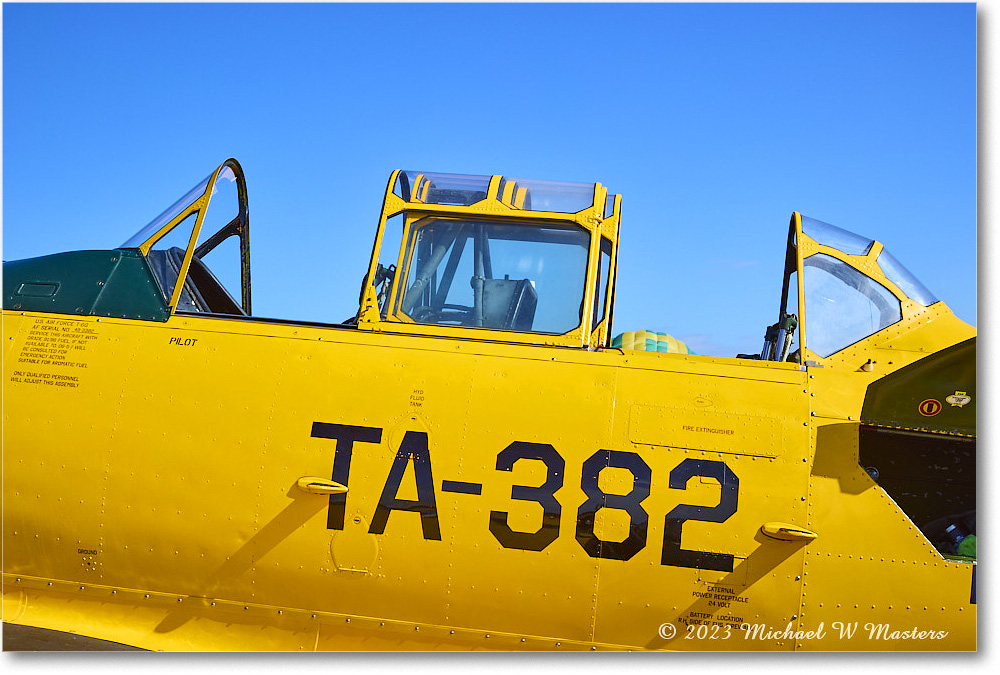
[3,159,250,321]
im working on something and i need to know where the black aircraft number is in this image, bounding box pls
[489,442,564,551]
[312,423,740,571]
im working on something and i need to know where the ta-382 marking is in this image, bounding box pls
[311,420,741,571]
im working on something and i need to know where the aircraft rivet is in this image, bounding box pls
[486,634,490,638]
[449,630,454,634]
[177,598,182,602]
[796,576,801,580]
[145,594,150,598]
[345,618,349,622]
[211,602,216,606]
[801,497,806,501]
[414,626,419,631]
[591,647,597,651]
[521,638,526,642]
[556,642,561,647]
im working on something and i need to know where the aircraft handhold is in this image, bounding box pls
[761,522,819,542]
[296,476,349,495]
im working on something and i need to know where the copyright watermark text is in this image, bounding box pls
[658,620,950,643]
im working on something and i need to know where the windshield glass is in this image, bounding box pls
[801,216,874,255]
[397,217,590,333]
[877,249,938,306]
[802,253,902,357]
[801,214,939,306]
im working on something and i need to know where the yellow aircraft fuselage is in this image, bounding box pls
[2,161,976,650]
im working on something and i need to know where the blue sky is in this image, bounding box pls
[2,2,978,358]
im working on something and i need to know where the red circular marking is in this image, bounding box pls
[918,399,942,417]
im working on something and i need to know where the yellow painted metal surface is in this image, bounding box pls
[2,307,975,651]
[1,163,976,651]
